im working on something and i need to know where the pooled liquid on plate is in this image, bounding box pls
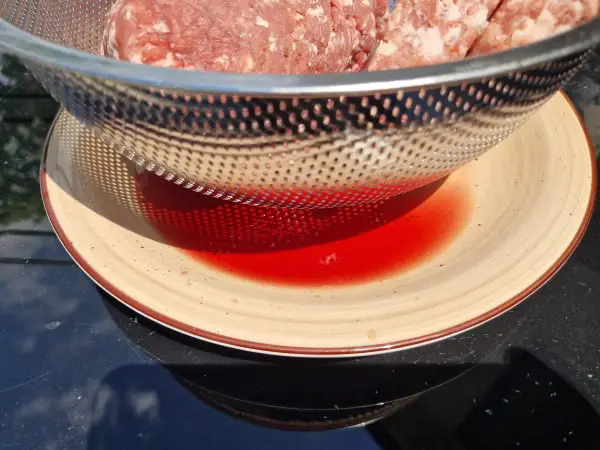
[134,173,472,287]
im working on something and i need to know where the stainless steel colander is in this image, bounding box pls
[0,1,599,208]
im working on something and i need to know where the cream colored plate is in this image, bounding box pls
[41,92,596,357]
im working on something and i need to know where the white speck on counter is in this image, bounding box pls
[44,321,62,330]
[485,409,493,416]
[128,391,159,419]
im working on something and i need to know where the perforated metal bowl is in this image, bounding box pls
[0,1,599,208]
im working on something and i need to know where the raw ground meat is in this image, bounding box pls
[469,0,599,55]
[367,0,502,70]
[102,0,388,74]
[321,0,389,71]
[103,0,598,74]
[102,0,332,73]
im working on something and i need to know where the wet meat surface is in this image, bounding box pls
[102,0,599,73]
[102,0,387,73]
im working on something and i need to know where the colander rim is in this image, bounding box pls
[0,16,599,96]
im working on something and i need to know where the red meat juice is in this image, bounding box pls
[134,173,472,287]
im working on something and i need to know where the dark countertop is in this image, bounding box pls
[1,52,600,449]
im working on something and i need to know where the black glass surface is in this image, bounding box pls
[1,53,600,449]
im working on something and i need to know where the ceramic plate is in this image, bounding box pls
[41,92,596,357]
